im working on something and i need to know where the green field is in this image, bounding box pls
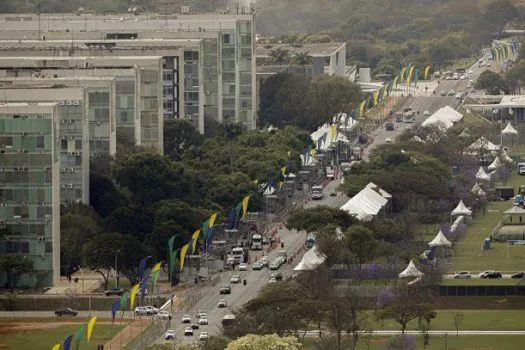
[0,323,124,350]
[304,335,525,350]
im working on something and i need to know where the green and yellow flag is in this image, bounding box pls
[180,243,189,272]
[424,65,431,80]
[241,195,250,219]
[359,99,366,117]
[372,90,379,106]
[130,283,140,310]
[209,213,218,228]
[151,262,162,292]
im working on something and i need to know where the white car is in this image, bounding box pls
[181,314,192,323]
[454,271,471,279]
[157,311,172,320]
[198,316,208,325]
[423,110,430,117]
[199,332,208,341]
[252,262,263,270]
[218,299,227,308]
[260,256,269,267]
[268,277,277,283]
[269,263,279,270]
[184,327,194,336]
[165,329,175,340]
[459,75,466,80]
[238,263,247,271]
[230,274,241,284]
[385,137,392,144]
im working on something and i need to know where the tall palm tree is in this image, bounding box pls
[291,52,314,66]
[268,48,290,65]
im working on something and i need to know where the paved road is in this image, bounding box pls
[156,179,349,344]
[363,56,495,161]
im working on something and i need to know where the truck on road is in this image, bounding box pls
[326,166,335,180]
[232,247,244,264]
[251,234,263,250]
[311,185,324,200]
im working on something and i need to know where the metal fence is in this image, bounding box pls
[125,318,170,350]
[438,285,525,296]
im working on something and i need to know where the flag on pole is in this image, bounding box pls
[52,344,61,350]
[63,335,73,350]
[120,291,129,311]
[180,243,189,271]
[424,65,431,80]
[241,195,250,219]
[209,213,218,228]
[281,166,287,176]
[151,262,162,292]
[191,230,201,255]
[372,90,379,106]
[129,283,140,310]
[111,299,120,322]
[331,123,337,142]
[138,257,148,283]
[87,316,97,342]
[74,324,85,350]
[359,99,366,117]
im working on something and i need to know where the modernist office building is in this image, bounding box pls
[0,102,61,287]
[0,86,90,205]
[0,56,164,152]
[0,11,257,131]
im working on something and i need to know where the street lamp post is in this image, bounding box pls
[77,265,84,295]
[115,250,120,288]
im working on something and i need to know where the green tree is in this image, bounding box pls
[0,254,33,289]
[291,52,314,65]
[268,48,290,65]
[287,206,356,232]
[82,232,124,290]
[476,70,509,95]
[258,73,310,128]
[307,75,362,130]
[343,225,378,268]
[118,235,155,285]
[163,119,204,161]
[89,171,127,217]
[227,334,301,350]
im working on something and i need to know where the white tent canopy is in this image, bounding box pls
[429,230,452,247]
[399,260,424,278]
[334,112,359,131]
[471,182,486,197]
[502,122,518,135]
[504,206,525,215]
[452,200,472,216]
[366,182,392,199]
[310,123,349,152]
[466,137,500,152]
[340,184,388,221]
[293,246,327,271]
[421,106,463,129]
[502,153,514,163]
[475,167,491,181]
[488,156,502,171]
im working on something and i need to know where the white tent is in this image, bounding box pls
[293,246,327,271]
[459,129,470,138]
[441,106,464,122]
[421,116,454,129]
[502,153,514,163]
[504,206,525,215]
[340,185,388,221]
[451,200,472,216]
[471,182,486,197]
[399,260,424,278]
[334,112,359,131]
[487,157,502,171]
[475,167,491,181]
[466,137,500,152]
[429,230,452,247]
[502,122,518,135]
[300,153,316,166]
[310,123,350,152]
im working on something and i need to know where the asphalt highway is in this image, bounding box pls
[156,179,349,344]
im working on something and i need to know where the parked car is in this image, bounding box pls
[134,306,158,316]
[217,299,228,308]
[480,271,502,279]
[230,274,241,284]
[104,288,124,296]
[55,308,78,317]
[454,271,471,279]
[220,285,232,294]
[512,272,525,279]
[199,332,209,341]
[181,314,192,323]
[238,263,247,271]
[184,327,194,336]
[165,330,175,340]
[157,311,172,320]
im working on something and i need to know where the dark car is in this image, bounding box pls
[481,271,502,279]
[385,122,394,131]
[220,285,231,294]
[191,323,200,330]
[55,308,78,317]
[104,288,124,296]
[274,272,283,281]
[512,272,525,279]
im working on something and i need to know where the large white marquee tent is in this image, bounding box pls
[340,182,390,221]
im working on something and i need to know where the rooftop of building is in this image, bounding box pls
[0,101,58,107]
[0,84,85,90]
[0,12,253,32]
[0,38,202,49]
[255,42,345,58]
[499,95,525,107]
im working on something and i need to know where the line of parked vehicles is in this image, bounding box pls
[453,270,525,279]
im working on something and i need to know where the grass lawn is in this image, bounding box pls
[441,278,523,286]
[458,105,490,126]
[303,335,525,350]
[449,200,523,273]
[368,310,525,331]
[0,323,124,350]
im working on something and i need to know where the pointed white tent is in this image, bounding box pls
[502,153,514,163]
[466,137,500,152]
[504,206,525,215]
[459,129,470,138]
[502,122,518,135]
[293,246,327,272]
[399,260,424,278]
[471,183,486,197]
[429,230,452,247]
[475,167,491,181]
[452,200,472,216]
[488,157,502,171]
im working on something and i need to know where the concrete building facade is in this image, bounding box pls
[0,12,257,131]
[0,102,61,287]
[0,86,90,205]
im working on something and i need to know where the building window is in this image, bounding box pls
[184,51,199,61]
[223,34,231,44]
[45,242,52,253]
